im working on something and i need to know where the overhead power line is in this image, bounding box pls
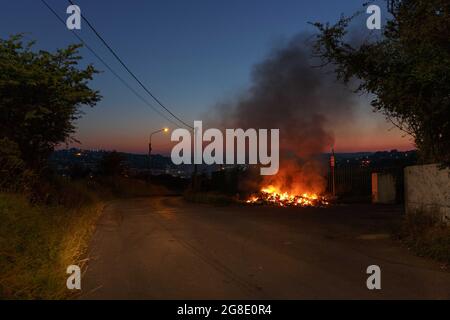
[40,0,182,128]
[67,0,194,129]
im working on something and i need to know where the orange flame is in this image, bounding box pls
[246,185,329,207]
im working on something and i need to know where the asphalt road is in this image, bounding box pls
[80,197,450,299]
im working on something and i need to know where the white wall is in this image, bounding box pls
[404,164,450,223]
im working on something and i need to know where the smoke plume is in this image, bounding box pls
[214,34,357,194]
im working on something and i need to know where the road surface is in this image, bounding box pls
[81,197,450,299]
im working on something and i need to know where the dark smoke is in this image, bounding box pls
[213,34,357,194]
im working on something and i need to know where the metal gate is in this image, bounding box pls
[327,165,404,202]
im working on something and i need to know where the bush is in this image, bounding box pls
[398,211,450,264]
[97,151,125,177]
[0,138,32,192]
[25,174,97,208]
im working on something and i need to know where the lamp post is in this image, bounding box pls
[148,128,169,176]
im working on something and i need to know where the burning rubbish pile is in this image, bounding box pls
[246,185,330,207]
[243,160,332,207]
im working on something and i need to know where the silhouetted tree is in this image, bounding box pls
[68,163,91,180]
[0,137,28,191]
[0,35,101,172]
[98,151,125,177]
[313,0,450,166]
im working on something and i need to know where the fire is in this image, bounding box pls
[246,185,329,207]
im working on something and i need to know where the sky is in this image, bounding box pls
[0,0,415,155]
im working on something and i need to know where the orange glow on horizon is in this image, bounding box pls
[69,116,416,155]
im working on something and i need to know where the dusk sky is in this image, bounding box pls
[0,0,415,155]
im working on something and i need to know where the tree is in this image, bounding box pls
[0,35,101,171]
[0,138,27,191]
[312,0,450,166]
[98,151,125,177]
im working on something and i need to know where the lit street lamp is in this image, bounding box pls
[148,128,170,174]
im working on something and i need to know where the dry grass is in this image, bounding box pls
[398,210,450,264]
[0,193,104,299]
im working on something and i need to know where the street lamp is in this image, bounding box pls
[148,128,170,174]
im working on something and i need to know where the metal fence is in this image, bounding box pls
[326,165,405,202]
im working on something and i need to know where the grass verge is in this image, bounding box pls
[397,211,450,265]
[0,193,104,299]
[0,176,174,299]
